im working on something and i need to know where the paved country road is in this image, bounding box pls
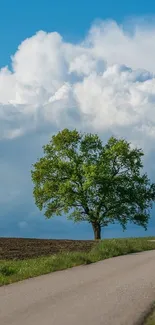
[0,250,155,325]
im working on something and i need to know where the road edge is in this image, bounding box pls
[135,302,155,325]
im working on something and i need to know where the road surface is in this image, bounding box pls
[0,250,155,325]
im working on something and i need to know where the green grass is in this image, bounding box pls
[1,237,155,286]
[146,316,155,325]
[145,309,155,325]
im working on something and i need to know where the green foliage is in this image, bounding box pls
[31,128,155,239]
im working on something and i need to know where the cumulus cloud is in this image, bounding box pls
[0,21,155,151]
[1,19,155,238]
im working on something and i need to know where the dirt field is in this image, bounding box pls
[0,237,96,260]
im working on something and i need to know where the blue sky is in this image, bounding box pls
[0,0,155,66]
[0,0,155,239]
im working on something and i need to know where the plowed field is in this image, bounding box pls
[0,237,96,260]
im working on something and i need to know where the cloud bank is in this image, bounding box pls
[1,19,155,238]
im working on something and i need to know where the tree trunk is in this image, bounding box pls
[92,222,101,240]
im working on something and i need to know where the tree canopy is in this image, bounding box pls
[31,128,155,239]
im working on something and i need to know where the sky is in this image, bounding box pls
[0,0,155,240]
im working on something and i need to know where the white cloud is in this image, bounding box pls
[73,65,155,149]
[0,20,155,151]
[86,20,155,73]
[1,18,155,237]
[1,23,155,182]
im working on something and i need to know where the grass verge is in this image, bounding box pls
[0,237,155,286]
[145,309,155,325]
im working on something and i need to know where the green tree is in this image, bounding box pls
[31,128,155,240]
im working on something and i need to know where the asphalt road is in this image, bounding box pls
[0,250,155,325]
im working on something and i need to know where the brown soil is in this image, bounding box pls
[0,237,96,260]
